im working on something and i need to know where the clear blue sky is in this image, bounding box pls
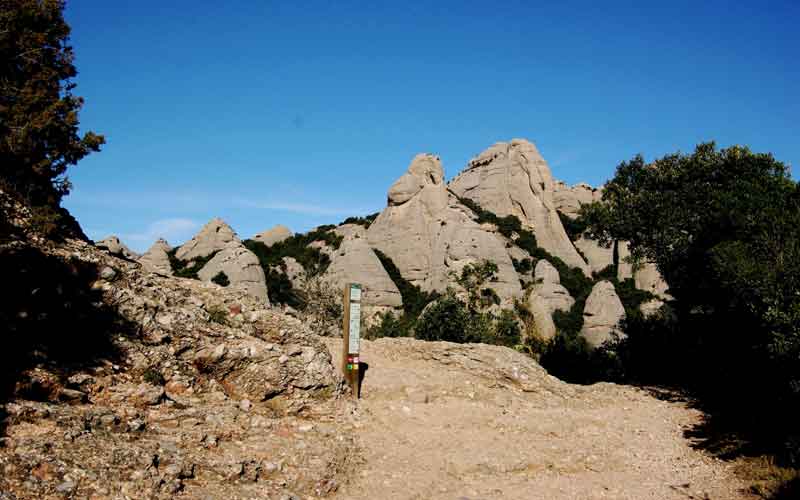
[61,1,799,252]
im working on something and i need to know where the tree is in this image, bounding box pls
[1,0,104,227]
[583,142,800,462]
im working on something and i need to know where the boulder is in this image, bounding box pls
[281,256,306,288]
[325,237,403,318]
[138,239,173,276]
[367,154,521,305]
[531,260,574,314]
[448,139,590,275]
[95,235,138,260]
[252,224,292,247]
[197,243,269,303]
[175,218,239,261]
[580,281,626,349]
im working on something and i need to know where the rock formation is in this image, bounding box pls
[95,235,138,260]
[367,154,522,305]
[531,260,575,314]
[575,236,614,274]
[553,181,602,219]
[137,238,173,276]
[325,236,403,320]
[197,242,269,304]
[252,224,292,247]
[580,280,626,349]
[175,218,239,261]
[449,139,591,275]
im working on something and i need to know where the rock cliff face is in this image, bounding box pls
[252,224,292,247]
[449,139,591,275]
[325,235,403,320]
[138,238,173,276]
[367,154,522,305]
[553,181,602,219]
[197,243,269,304]
[175,218,239,261]
[95,235,138,260]
[581,280,626,349]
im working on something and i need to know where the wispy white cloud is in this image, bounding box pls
[121,218,200,251]
[234,198,369,217]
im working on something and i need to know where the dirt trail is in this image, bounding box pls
[325,337,750,500]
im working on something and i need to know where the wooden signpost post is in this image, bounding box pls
[342,283,362,398]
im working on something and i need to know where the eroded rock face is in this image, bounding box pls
[635,262,671,299]
[553,181,602,219]
[367,154,521,305]
[531,260,574,314]
[526,291,557,341]
[197,243,269,303]
[580,280,626,349]
[325,236,403,319]
[95,235,138,260]
[175,218,239,261]
[449,139,590,275]
[138,239,173,276]
[575,236,614,274]
[252,224,292,247]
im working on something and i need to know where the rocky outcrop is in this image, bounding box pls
[635,262,671,299]
[580,281,626,349]
[197,243,269,303]
[252,224,292,247]
[367,154,522,305]
[575,236,614,274]
[138,238,173,276]
[449,139,590,275]
[175,218,239,261]
[526,292,557,341]
[532,260,575,314]
[95,235,138,260]
[325,236,403,319]
[553,181,602,219]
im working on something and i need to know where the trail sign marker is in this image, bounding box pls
[342,283,362,397]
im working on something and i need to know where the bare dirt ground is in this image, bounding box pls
[325,337,752,500]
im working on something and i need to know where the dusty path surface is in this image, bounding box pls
[325,337,750,500]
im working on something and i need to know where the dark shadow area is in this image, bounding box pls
[0,244,136,435]
[357,362,369,399]
[769,476,800,499]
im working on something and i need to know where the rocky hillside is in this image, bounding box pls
[131,139,668,350]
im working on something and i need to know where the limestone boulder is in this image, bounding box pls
[175,218,239,261]
[449,139,590,275]
[197,243,269,303]
[95,235,138,260]
[138,239,173,276]
[532,260,574,314]
[325,236,403,319]
[367,154,521,305]
[580,281,626,349]
[252,224,292,247]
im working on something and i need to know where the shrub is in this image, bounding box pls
[414,291,471,343]
[339,212,379,228]
[142,368,165,386]
[167,249,219,279]
[365,311,414,339]
[207,306,228,325]
[211,271,230,287]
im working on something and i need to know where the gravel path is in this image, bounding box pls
[326,337,751,500]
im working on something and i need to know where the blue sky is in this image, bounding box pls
[62,1,799,252]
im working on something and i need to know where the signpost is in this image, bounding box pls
[342,283,362,398]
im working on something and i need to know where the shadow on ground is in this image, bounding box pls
[0,244,135,435]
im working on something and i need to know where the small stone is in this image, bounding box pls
[278,355,289,364]
[58,388,87,403]
[100,266,117,281]
[55,481,76,493]
[239,399,252,411]
[297,424,313,432]
[127,419,146,432]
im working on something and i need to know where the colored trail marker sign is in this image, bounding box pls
[342,283,362,398]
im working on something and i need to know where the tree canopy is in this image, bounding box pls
[0,0,104,222]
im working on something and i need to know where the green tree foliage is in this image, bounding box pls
[0,0,104,225]
[583,142,800,464]
[211,271,229,287]
[166,249,219,279]
[339,212,379,228]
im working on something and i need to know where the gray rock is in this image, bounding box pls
[175,218,240,262]
[96,235,138,260]
[580,281,626,349]
[197,243,269,303]
[449,139,590,275]
[252,224,292,247]
[100,266,117,281]
[138,238,173,276]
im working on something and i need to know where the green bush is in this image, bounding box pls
[414,291,471,343]
[211,271,230,287]
[365,311,414,339]
[167,249,220,279]
[339,212,379,228]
